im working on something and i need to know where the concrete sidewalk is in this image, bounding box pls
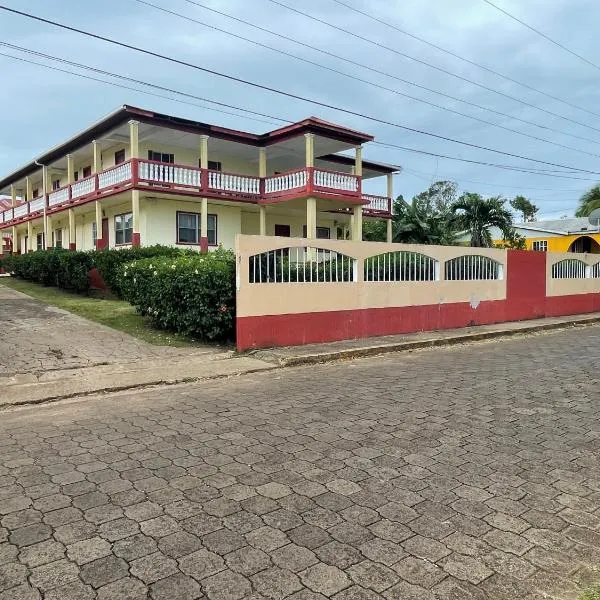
[3,292,600,407]
[253,312,600,366]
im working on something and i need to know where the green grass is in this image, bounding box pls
[0,276,206,348]
[581,586,600,600]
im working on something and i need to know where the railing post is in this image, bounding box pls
[131,159,139,186]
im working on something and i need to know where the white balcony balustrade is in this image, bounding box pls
[71,176,96,200]
[138,161,201,187]
[28,198,46,213]
[265,170,307,195]
[362,194,390,212]
[313,169,359,193]
[208,171,261,195]
[13,204,29,218]
[48,187,70,207]
[98,162,132,190]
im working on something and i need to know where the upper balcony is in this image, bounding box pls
[0,159,392,228]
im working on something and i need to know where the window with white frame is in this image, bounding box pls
[176,212,217,245]
[36,233,44,251]
[52,179,61,191]
[92,222,97,247]
[115,213,133,245]
[532,240,548,252]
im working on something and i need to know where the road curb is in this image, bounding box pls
[263,315,600,367]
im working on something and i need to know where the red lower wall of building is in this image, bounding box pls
[236,250,600,351]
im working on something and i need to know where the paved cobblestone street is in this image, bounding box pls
[1,325,600,599]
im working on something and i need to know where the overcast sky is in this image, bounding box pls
[1,0,599,219]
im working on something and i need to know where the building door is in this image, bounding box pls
[274,224,291,237]
[102,218,109,248]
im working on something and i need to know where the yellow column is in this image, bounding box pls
[259,148,267,177]
[11,226,17,254]
[95,200,103,249]
[129,120,140,159]
[259,206,267,236]
[26,177,33,201]
[67,154,75,184]
[42,165,49,248]
[199,135,209,169]
[305,133,314,168]
[10,185,17,207]
[355,145,363,177]
[92,141,101,173]
[46,215,52,249]
[27,221,33,252]
[68,209,76,250]
[132,190,140,247]
[352,206,363,241]
[306,198,317,239]
[200,197,208,253]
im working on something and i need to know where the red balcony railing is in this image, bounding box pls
[0,159,390,228]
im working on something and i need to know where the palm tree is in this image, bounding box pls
[392,197,457,246]
[451,193,513,248]
[575,184,600,217]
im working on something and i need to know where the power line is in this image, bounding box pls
[371,141,598,181]
[1,41,596,183]
[0,43,284,126]
[2,6,599,175]
[130,0,600,160]
[482,0,600,73]
[331,0,600,120]
[0,50,281,127]
[265,0,600,135]
[178,0,600,147]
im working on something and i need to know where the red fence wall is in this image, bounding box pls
[236,245,600,351]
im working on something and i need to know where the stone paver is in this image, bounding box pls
[1,325,600,598]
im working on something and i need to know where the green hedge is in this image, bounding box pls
[90,245,187,298]
[118,249,236,341]
[1,250,93,293]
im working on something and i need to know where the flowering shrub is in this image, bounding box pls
[90,245,187,298]
[117,248,236,342]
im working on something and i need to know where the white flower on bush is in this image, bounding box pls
[153,271,158,276]
[194,269,199,275]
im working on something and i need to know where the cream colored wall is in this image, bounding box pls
[546,252,600,297]
[236,236,508,317]
[76,212,96,251]
[241,211,339,238]
[143,197,242,250]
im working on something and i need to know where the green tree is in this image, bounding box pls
[510,195,538,222]
[362,219,387,242]
[451,193,513,248]
[495,228,527,250]
[412,180,458,213]
[575,184,600,217]
[392,196,457,246]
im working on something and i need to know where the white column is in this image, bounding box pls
[67,154,75,184]
[387,172,394,200]
[68,209,76,250]
[27,221,33,252]
[199,135,209,169]
[305,133,314,168]
[132,190,140,247]
[200,197,208,253]
[387,219,393,243]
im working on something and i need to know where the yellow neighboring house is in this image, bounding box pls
[510,218,600,253]
[458,218,600,253]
